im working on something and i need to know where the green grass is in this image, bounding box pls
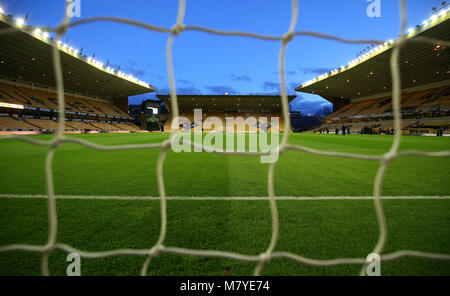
[0,133,449,275]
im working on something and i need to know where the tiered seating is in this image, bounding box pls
[419,87,450,111]
[0,82,145,132]
[328,101,373,118]
[357,98,391,116]
[115,123,141,131]
[164,112,287,132]
[25,118,59,130]
[326,103,356,118]
[65,121,98,131]
[89,122,122,131]
[401,90,429,108]
[0,83,129,118]
[0,116,143,132]
[327,86,450,121]
[0,116,36,130]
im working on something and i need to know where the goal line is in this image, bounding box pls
[0,194,449,201]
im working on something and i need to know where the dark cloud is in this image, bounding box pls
[314,105,333,118]
[109,61,147,77]
[262,81,280,92]
[121,59,147,76]
[177,86,202,94]
[124,67,146,77]
[156,86,201,94]
[178,79,191,84]
[272,71,297,76]
[128,59,138,67]
[229,74,252,82]
[289,98,332,115]
[262,81,299,92]
[299,67,333,75]
[204,85,237,94]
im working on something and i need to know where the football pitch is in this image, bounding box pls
[0,133,449,275]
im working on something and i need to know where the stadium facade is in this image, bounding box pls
[156,94,296,132]
[296,6,450,136]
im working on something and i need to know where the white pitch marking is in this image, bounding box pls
[0,194,449,201]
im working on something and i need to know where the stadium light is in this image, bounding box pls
[33,28,42,37]
[0,7,4,15]
[42,32,49,39]
[16,18,25,27]
[407,28,415,34]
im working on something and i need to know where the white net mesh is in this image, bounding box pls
[1,0,450,276]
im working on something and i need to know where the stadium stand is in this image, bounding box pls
[25,118,60,130]
[0,115,36,130]
[115,123,141,131]
[297,15,450,136]
[0,15,156,133]
[157,94,296,133]
[65,120,98,131]
[88,122,121,131]
[0,82,133,118]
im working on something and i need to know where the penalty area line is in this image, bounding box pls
[0,194,449,201]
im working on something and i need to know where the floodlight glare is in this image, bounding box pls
[16,18,25,27]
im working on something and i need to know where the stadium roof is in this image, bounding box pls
[156,94,297,111]
[0,11,156,100]
[296,7,450,103]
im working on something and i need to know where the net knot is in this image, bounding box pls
[55,23,69,36]
[51,137,64,149]
[171,24,185,36]
[149,245,163,257]
[383,151,397,163]
[258,252,270,263]
[282,32,294,43]
[162,139,172,150]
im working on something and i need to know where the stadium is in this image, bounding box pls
[0,0,449,278]
[297,13,450,136]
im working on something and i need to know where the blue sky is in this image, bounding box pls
[0,0,445,114]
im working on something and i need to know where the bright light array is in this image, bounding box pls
[301,5,449,88]
[2,8,162,90]
[33,28,41,36]
[15,18,25,27]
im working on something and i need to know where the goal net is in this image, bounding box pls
[0,0,449,276]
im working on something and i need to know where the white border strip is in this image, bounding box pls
[0,194,449,201]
